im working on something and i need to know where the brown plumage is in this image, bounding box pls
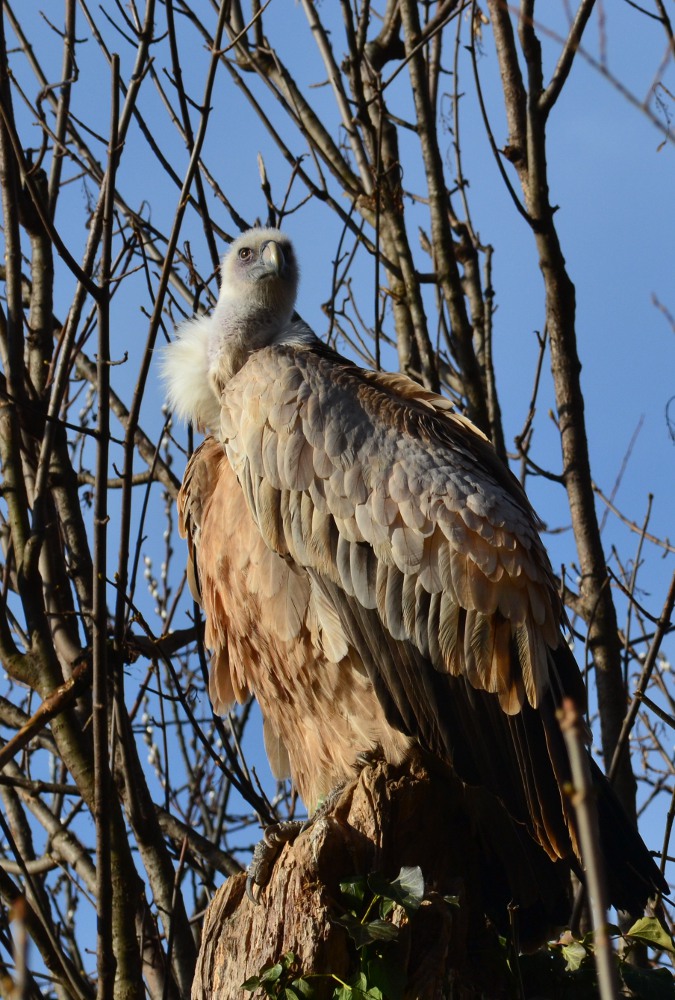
[178,436,410,807]
[163,227,666,918]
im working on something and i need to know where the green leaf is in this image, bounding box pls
[367,866,424,913]
[332,986,352,1000]
[335,913,399,948]
[283,984,315,1000]
[361,919,400,944]
[241,976,261,991]
[561,940,587,972]
[292,978,316,999]
[626,917,675,955]
[261,962,284,983]
[367,872,399,900]
[366,956,406,1000]
[339,876,367,910]
[392,866,425,905]
[348,978,383,1000]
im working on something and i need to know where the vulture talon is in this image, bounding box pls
[245,872,261,906]
[246,819,309,902]
[245,790,349,903]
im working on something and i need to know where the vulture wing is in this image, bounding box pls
[218,341,591,865]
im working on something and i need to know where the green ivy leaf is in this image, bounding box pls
[361,919,400,944]
[241,976,261,991]
[261,962,285,983]
[561,940,587,972]
[392,866,424,906]
[336,913,399,949]
[290,977,315,998]
[366,955,406,1000]
[346,976,384,1000]
[332,985,352,1000]
[339,877,367,910]
[626,917,675,955]
[367,866,424,913]
[282,984,313,1000]
[365,872,392,899]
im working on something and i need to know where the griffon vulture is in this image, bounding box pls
[162,227,665,921]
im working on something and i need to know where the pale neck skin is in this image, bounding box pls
[208,293,295,385]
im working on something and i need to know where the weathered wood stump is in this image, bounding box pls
[193,758,569,999]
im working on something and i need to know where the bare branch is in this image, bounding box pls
[540,0,597,115]
[559,699,620,1000]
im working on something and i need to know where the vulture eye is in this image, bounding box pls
[238,247,253,261]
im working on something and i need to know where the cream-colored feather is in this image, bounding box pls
[159,317,221,432]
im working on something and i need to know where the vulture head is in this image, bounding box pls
[219,227,299,323]
[161,227,313,432]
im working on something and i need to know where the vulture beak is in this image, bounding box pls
[259,240,284,277]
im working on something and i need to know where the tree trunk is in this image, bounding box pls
[193,758,571,999]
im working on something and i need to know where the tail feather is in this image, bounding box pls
[592,757,667,915]
[549,643,667,915]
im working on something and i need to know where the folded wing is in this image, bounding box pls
[218,342,586,863]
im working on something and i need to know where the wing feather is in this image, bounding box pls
[217,344,579,860]
[336,533,356,598]
[284,428,315,490]
[391,518,425,572]
[350,542,378,610]
[383,563,406,640]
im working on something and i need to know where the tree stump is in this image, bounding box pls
[193,758,570,999]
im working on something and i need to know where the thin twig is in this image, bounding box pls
[609,571,675,784]
[559,699,620,1000]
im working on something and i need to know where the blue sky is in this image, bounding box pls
[3,2,675,968]
[13,0,675,807]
